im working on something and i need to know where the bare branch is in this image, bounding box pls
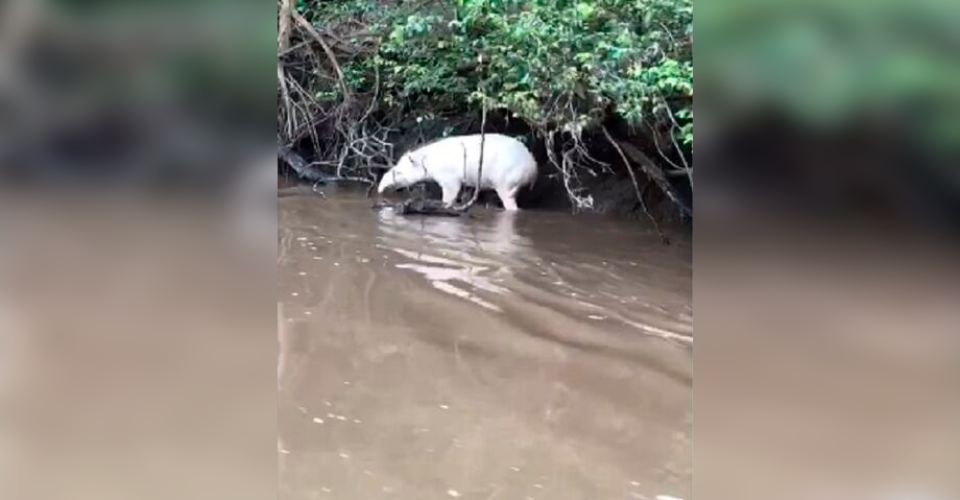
[292,11,352,101]
[453,99,487,212]
[278,0,293,53]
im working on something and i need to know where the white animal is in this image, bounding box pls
[378,133,538,211]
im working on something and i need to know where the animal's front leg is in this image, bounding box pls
[440,181,462,207]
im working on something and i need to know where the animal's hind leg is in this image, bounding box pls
[497,187,520,211]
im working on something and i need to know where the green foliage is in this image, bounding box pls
[303,0,693,142]
[699,0,960,149]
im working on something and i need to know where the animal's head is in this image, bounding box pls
[378,153,426,194]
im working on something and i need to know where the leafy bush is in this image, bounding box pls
[334,0,693,143]
[297,0,692,136]
[283,0,693,213]
[699,0,960,150]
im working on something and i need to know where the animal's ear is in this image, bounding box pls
[410,154,427,172]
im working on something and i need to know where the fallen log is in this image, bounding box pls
[278,146,327,182]
[278,185,325,198]
[615,139,693,218]
[278,146,373,185]
[372,197,465,217]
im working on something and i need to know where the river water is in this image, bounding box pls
[278,191,693,500]
[3,186,955,500]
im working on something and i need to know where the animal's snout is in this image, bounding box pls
[377,170,397,193]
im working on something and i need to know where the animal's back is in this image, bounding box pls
[421,134,536,189]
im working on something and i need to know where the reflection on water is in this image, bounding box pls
[372,206,693,343]
[378,211,526,312]
[279,192,692,500]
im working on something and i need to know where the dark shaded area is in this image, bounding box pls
[282,111,693,226]
[0,3,273,193]
[699,112,960,230]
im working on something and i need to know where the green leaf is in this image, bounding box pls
[575,3,595,18]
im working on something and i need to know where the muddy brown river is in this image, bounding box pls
[4,189,958,500]
[278,191,693,500]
